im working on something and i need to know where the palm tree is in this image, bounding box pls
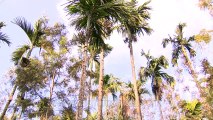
[87,40,113,118]
[121,80,148,119]
[118,1,152,119]
[0,22,10,46]
[0,17,47,120]
[65,0,133,119]
[141,51,174,120]
[93,74,121,119]
[162,23,202,95]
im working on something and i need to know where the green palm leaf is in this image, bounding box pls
[12,45,30,65]
[0,22,10,46]
[12,17,34,41]
[0,32,10,46]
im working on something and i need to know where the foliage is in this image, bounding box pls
[201,59,213,119]
[180,100,202,119]
[93,74,121,100]
[141,50,174,101]
[194,29,212,43]
[162,23,196,66]
[61,105,75,120]
[0,22,10,46]
[123,80,148,102]
[2,1,213,120]
[15,58,46,93]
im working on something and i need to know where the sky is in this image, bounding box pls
[0,0,213,114]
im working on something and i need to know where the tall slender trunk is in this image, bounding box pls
[106,95,109,119]
[98,47,104,120]
[157,100,164,120]
[75,40,88,120]
[181,46,202,95]
[75,15,91,120]
[120,93,126,120]
[87,62,93,119]
[0,84,17,120]
[129,41,142,120]
[47,71,56,120]
[50,71,56,101]
[120,94,124,120]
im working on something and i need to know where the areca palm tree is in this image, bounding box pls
[93,74,121,119]
[65,0,133,119]
[162,23,202,95]
[124,80,148,103]
[118,1,152,119]
[87,41,113,118]
[121,80,148,119]
[0,17,47,120]
[141,51,174,120]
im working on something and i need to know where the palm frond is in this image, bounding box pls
[12,45,30,65]
[158,55,169,68]
[171,46,181,66]
[12,17,34,40]
[32,19,45,46]
[0,32,10,46]
[67,58,83,80]
[0,22,11,46]
[184,44,196,58]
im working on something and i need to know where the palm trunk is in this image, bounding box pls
[98,47,104,120]
[106,95,109,119]
[157,100,164,120]
[87,63,93,118]
[181,46,202,95]
[50,71,56,101]
[120,94,124,120]
[75,15,91,120]
[46,72,55,120]
[0,84,17,120]
[129,41,142,120]
[75,41,88,120]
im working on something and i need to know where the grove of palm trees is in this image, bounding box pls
[0,0,213,120]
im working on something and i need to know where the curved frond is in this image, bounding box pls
[12,17,34,40]
[32,19,46,46]
[158,55,169,68]
[0,32,10,46]
[0,22,10,46]
[171,46,181,66]
[184,44,196,58]
[12,45,30,65]
[67,58,83,80]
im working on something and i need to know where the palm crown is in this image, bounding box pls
[11,17,47,65]
[141,50,174,101]
[162,23,196,66]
